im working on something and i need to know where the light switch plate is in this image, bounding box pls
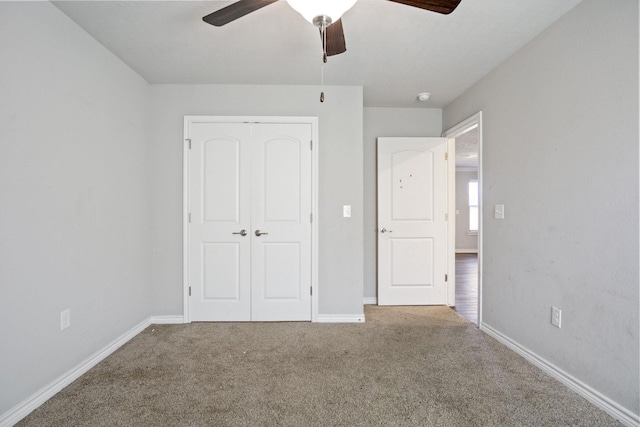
[551,306,562,328]
[343,205,351,218]
[61,309,71,331]
[494,204,505,219]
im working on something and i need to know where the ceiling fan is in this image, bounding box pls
[203,0,462,60]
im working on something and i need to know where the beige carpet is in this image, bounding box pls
[18,306,620,426]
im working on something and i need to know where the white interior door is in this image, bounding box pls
[187,120,312,321]
[188,123,251,321]
[377,137,449,305]
[189,123,251,321]
[251,124,312,321]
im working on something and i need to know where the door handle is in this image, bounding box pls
[254,230,269,237]
[232,229,247,236]
[380,228,393,233]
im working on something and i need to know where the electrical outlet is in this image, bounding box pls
[61,309,71,331]
[494,204,505,219]
[551,306,561,328]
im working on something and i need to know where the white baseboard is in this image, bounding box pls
[455,248,478,254]
[150,315,185,324]
[363,297,377,305]
[0,317,152,427]
[481,322,639,427]
[317,314,365,323]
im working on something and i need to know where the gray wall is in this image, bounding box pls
[455,171,478,251]
[443,0,639,415]
[0,2,152,414]
[363,108,442,301]
[149,85,364,317]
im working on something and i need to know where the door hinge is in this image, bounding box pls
[189,286,192,296]
[445,274,448,282]
[445,213,448,221]
[444,152,448,160]
[186,138,191,149]
[310,140,313,150]
[188,212,192,223]
[310,286,313,296]
[310,213,313,223]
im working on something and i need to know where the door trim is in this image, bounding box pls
[442,111,483,327]
[182,116,319,323]
[446,137,455,307]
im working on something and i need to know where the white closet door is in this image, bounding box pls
[187,121,312,322]
[250,123,312,321]
[188,123,251,321]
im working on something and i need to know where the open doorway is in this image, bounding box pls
[443,113,482,326]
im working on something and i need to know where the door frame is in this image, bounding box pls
[182,116,319,323]
[442,111,483,327]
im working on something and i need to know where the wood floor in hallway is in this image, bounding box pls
[454,253,478,325]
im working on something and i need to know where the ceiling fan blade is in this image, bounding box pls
[386,0,462,15]
[324,19,347,57]
[203,0,279,26]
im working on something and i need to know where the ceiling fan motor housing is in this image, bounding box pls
[287,0,358,25]
[312,15,333,28]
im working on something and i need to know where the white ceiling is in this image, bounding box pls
[455,126,478,169]
[52,0,582,108]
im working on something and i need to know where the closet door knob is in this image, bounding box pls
[232,229,247,236]
[254,230,269,237]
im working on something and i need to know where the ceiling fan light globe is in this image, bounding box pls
[287,0,357,25]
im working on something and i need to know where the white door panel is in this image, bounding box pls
[251,124,312,321]
[378,137,448,305]
[203,138,242,222]
[189,123,251,321]
[390,238,433,286]
[203,242,241,299]
[262,137,301,222]
[391,150,434,221]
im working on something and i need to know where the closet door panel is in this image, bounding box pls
[188,122,251,321]
[251,123,312,321]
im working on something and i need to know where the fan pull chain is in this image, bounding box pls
[322,22,328,63]
[320,23,327,103]
[320,63,324,103]
[320,54,325,103]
